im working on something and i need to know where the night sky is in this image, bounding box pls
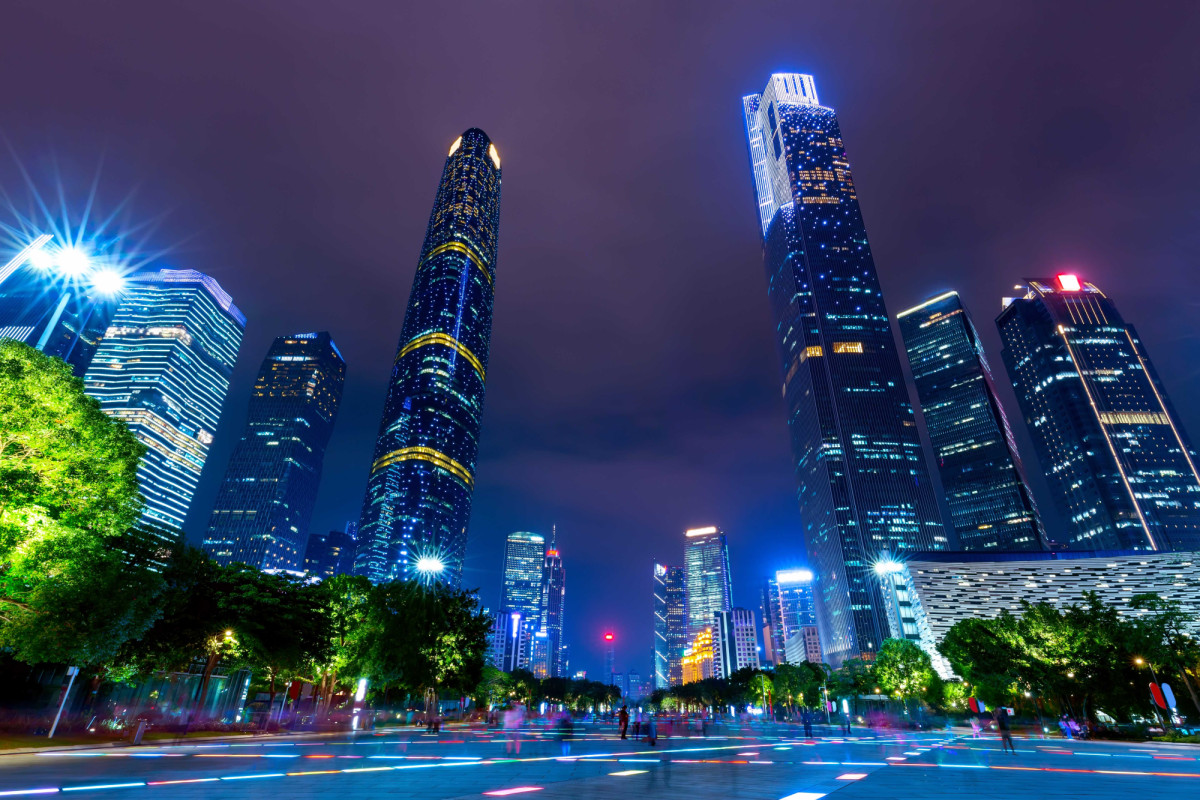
[3,1,1199,680]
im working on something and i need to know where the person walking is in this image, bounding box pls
[995,707,1016,754]
[802,708,813,738]
[504,702,524,755]
[618,705,630,740]
[557,710,574,756]
[646,713,658,747]
[633,711,642,739]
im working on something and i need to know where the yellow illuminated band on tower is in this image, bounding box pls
[421,241,493,286]
[397,331,486,381]
[371,446,474,488]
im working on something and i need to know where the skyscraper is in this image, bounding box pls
[354,129,502,585]
[762,568,820,664]
[305,522,358,579]
[537,532,567,678]
[742,73,946,665]
[84,269,245,547]
[683,526,731,635]
[713,608,760,679]
[997,275,1200,551]
[653,563,687,689]
[204,332,346,571]
[501,531,546,618]
[898,292,1045,551]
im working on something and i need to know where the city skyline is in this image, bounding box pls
[3,2,1198,679]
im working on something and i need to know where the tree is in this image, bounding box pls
[828,658,875,715]
[1129,593,1200,715]
[0,341,159,667]
[874,639,935,715]
[939,614,1024,707]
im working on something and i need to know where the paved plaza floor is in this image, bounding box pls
[0,723,1197,799]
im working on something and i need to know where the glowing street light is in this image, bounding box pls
[90,268,126,297]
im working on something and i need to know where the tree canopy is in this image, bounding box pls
[0,341,158,666]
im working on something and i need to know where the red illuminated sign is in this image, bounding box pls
[603,632,614,641]
[1056,274,1082,292]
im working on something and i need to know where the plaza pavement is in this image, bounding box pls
[0,722,1197,799]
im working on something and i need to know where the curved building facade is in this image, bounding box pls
[355,129,502,585]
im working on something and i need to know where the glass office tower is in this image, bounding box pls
[684,526,732,636]
[204,332,346,571]
[354,129,502,585]
[742,74,946,665]
[998,276,1200,551]
[653,563,687,689]
[898,292,1045,551]
[538,534,567,678]
[84,269,245,547]
[501,531,546,618]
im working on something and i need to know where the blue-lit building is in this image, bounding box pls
[83,269,245,548]
[997,276,1200,551]
[537,535,567,678]
[684,526,731,636]
[305,523,358,579]
[204,332,346,572]
[898,292,1046,551]
[742,74,947,665]
[653,563,687,689]
[354,129,502,586]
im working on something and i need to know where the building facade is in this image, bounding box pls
[204,332,345,571]
[742,74,947,665]
[354,129,502,585]
[898,292,1045,551]
[501,531,546,618]
[681,627,714,685]
[488,610,533,673]
[84,269,245,546]
[761,569,818,664]
[537,536,567,678]
[713,608,760,679]
[879,550,1200,678]
[997,276,1200,551]
[684,526,732,635]
[653,563,687,689]
[305,522,358,579]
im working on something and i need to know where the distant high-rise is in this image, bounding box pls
[488,610,532,673]
[354,129,502,585]
[305,522,358,579]
[537,531,567,678]
[713,608,760,679]
[84,269,244,546]
[762,569,819,664]
[683,527,731,636]
[898,292,1045,551]
[501,531,546,619]
[681,627,714,684]
[743,73,946,664]
[998,276,1200,551]
[204,332,345,571]
[653,563,687,689]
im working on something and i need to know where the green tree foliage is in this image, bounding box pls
[0,341,159,666]
[828,657,876,715]
[939,592,1162,722]
[875,638,935,702]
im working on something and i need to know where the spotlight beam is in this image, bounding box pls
[0,233,53,287]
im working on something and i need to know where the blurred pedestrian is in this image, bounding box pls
[504,703,524,754]
[995,707,1016,754]
[618,705,630,739]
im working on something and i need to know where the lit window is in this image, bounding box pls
[832,341,864,354]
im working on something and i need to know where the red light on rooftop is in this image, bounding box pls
[1056,274,1081,292]
[547,550,559,557]
[603,632,614,641]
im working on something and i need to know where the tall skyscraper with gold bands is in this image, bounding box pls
[354,128,501,586]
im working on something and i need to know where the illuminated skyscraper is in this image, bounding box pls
[998,276,1200,551]
[713,608,760,678]
[684,526,732,635]
[537,531,567,678]
[204,332,345,571]
[354,129,502,585]
[743,74,946,665]
[84,269,245,546]
[761,568,819,664]
[305,523,358,579]
[501,531,546,618]
[653,563,687,689]
[898,292,1045,551]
